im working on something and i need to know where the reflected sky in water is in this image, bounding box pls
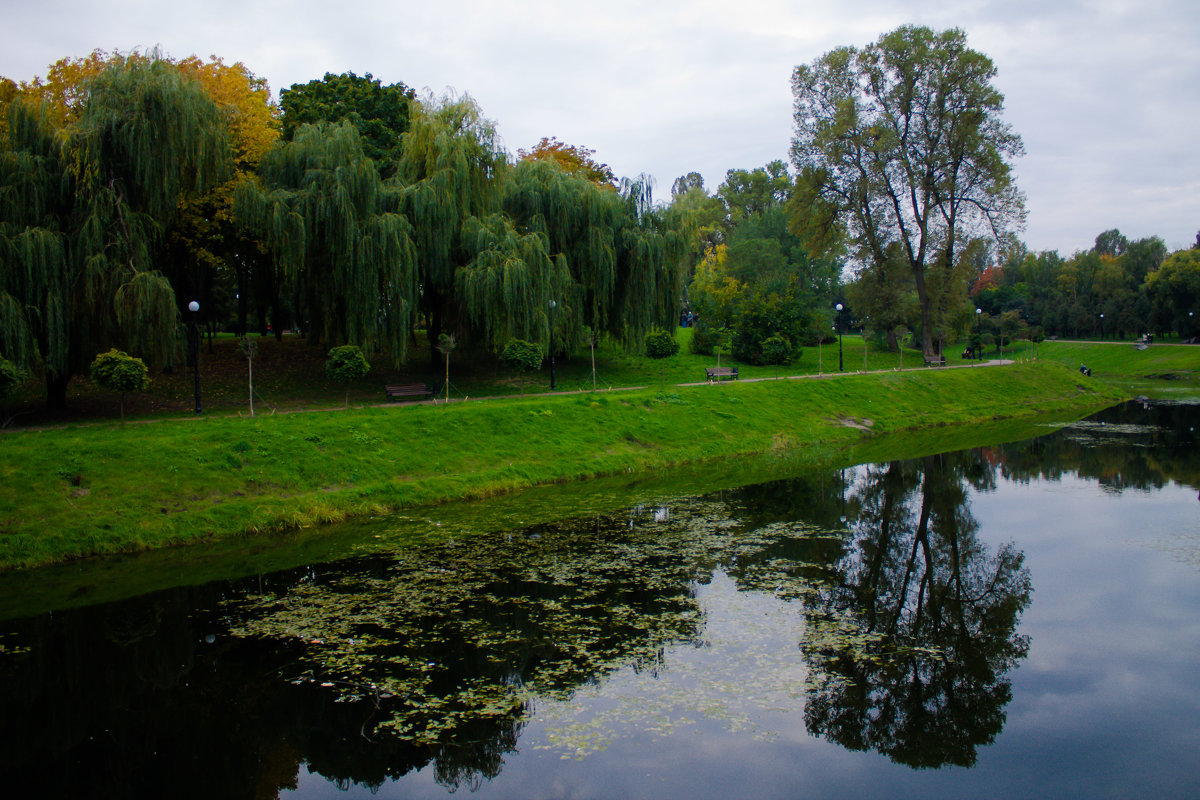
[286,407,1200,800]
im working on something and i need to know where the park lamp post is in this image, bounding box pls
[188,300,201,414]
[862,315,869,372]
[835,303,844,372]
[549,299,557,390]
[975,308,982,363]
[1100,313,1105,341]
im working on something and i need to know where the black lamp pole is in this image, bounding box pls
[189,300,201,413]
[976,308,982,362]
[549,299,557,390]
[835,303,844,372]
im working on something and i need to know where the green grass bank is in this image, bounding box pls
[0,361,1125,571]
[1035,339,1200,400]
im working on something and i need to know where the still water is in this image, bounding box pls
[1,401,1197,799]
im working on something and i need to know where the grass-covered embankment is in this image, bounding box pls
[0,361,1124,571]
[1036,340,1199,399]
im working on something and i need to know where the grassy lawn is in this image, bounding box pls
[1,324,1189,574]
[0,328,1002,426]
[1034,339,1200,400]
[0,358,1126,571]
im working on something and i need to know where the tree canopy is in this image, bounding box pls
[1,54,231,407]
[681,161,838,364]
[517,137,616,187]
[790,25,1026,359]
[236,120,417,363]
[4,39,1193,413]
[280,72,415,175]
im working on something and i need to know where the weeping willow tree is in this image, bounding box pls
[454,213,569,352]
[616,206,684,345]
[503,159,617,352]
[397,94,509,360]
[503,160,683,353]
[0,103,64,378]
[0,56,230,407]
[235,121,418,364]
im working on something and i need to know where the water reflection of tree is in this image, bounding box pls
[0,441,1063,795]
[0,513,709,798]
[802,453,1032,768]
[996,400,1200,494]
[0,584,445,799]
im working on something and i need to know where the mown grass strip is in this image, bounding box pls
[1035,340,1199,399]
[0,362,1125,571]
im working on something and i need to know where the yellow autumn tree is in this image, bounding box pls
[687,243,743,356]
[3,49,281,337]
[3,49,136,125]
[517,137,616,188]
[162,55,281,331]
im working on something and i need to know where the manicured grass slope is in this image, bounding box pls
[1036,340,1198,398]
[0,361,1123,570]
[0,329,964,425]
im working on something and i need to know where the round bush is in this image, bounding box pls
[325,345,371,383]
[644,328,680,359]
[761,334,794,365]
[90,349,150,394]
[501,339,544,372]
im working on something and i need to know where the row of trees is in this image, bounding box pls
[3,29,1196,410]
[669,162,840,365]
[1,53,681,408]
[973,230,1200,341]
[674,25,1196,362]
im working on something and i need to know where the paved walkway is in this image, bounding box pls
[431,358,1017,404]
[2,359,1020,430]
[674,359,1014,387]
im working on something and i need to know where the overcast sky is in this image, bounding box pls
[4,0,1198,254]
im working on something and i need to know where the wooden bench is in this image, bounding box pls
[705,366,739,382]
[385,383,433,401]
[924,356,947,367]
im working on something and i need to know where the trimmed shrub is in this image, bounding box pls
[501,339,544,372]
[90,349,150,394]
[326,345,371,407]
[325,345,371,382]
[90,349,150,421]
[761,335,794,365]
[644,328,680,359]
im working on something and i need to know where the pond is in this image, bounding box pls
[1,400,1197,799]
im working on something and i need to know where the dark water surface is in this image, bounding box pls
[2,401,1197,799]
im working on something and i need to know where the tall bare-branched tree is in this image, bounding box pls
[790,26,1025,360]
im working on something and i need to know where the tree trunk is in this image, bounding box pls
[46,372,70,410]
[236,260,248,337]
[911,262,936,360]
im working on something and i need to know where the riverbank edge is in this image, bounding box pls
[0,361,1126,573]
